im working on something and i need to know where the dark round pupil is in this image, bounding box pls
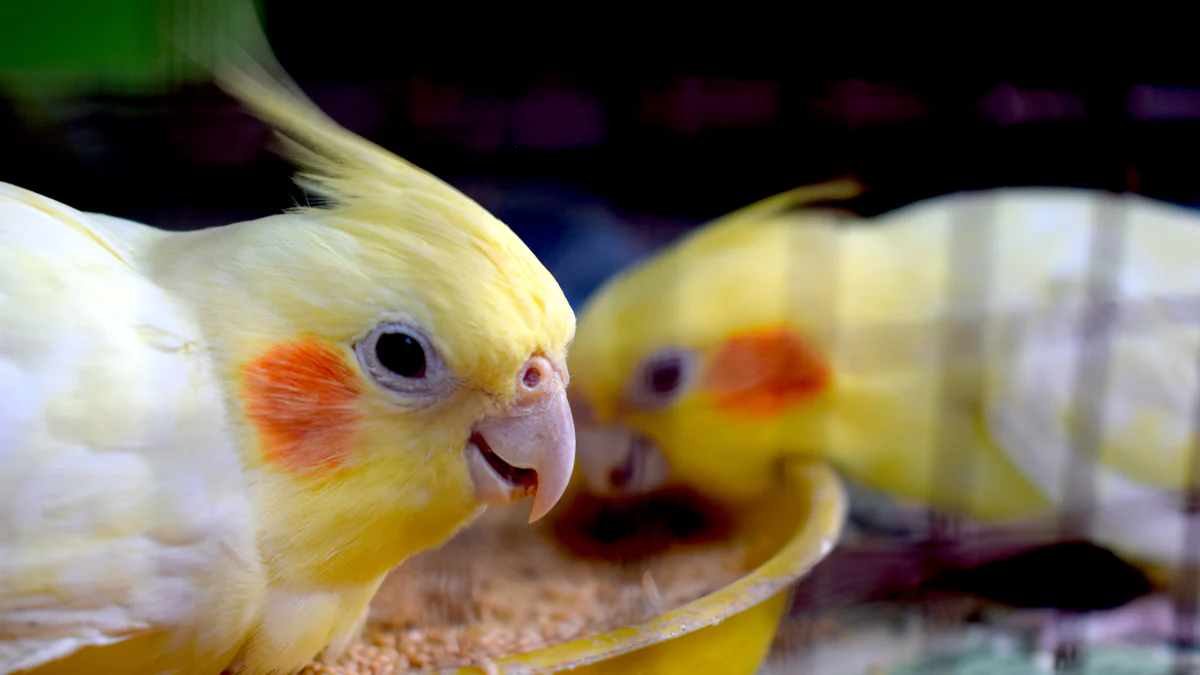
[375,332,427,378]
[646,358,682,395]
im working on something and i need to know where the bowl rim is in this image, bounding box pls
[451,460,848,675]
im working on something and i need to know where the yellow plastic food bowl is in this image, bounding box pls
[450,461,848,675]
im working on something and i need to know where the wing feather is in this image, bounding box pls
[981,189,1200,567]
[0,184,261,674]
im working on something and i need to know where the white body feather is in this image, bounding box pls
[0,183,264,674]
[839,188,1200,568]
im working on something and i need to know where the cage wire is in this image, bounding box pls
[760,138,1200,675]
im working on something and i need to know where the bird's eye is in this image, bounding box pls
[356,322,452,401]
[645,357,683,394]
[375,332,426,378]
[624,346,698,411]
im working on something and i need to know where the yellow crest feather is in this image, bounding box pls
[197,6,512,250]
[214,64,433,205]
[212,61,497,224]
[715,175,867,228]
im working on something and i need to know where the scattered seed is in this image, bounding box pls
[299,506,746,674]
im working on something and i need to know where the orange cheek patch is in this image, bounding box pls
[240,339,364,474]
[702,327,831,418]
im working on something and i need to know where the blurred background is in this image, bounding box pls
[3,2,1199,670]
[6,3,1199,310]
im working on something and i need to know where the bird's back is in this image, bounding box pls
[0,183,263,675]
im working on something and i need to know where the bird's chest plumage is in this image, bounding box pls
[226,578,385,675]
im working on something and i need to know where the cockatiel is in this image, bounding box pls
[567,179,1200,649]
[0,58,575,675]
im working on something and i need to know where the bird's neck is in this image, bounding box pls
[247,460,483,588]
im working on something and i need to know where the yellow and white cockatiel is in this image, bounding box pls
[567,179,1200,646]
[0,60,576,675]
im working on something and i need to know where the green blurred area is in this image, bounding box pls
[0,0,262,100]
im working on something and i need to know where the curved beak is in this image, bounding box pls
[576,424,671,497]
[570,390,671,498]
[466,355,576,522]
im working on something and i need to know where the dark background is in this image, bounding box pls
[5,6,1200,309]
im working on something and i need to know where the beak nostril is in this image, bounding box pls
[522,366,542,389]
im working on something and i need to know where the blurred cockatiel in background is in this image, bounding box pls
[0,18,575,675]
[566,178,1200,650]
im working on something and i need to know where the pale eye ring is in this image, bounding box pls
[355,322,452,400]
[623,346,698,411]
